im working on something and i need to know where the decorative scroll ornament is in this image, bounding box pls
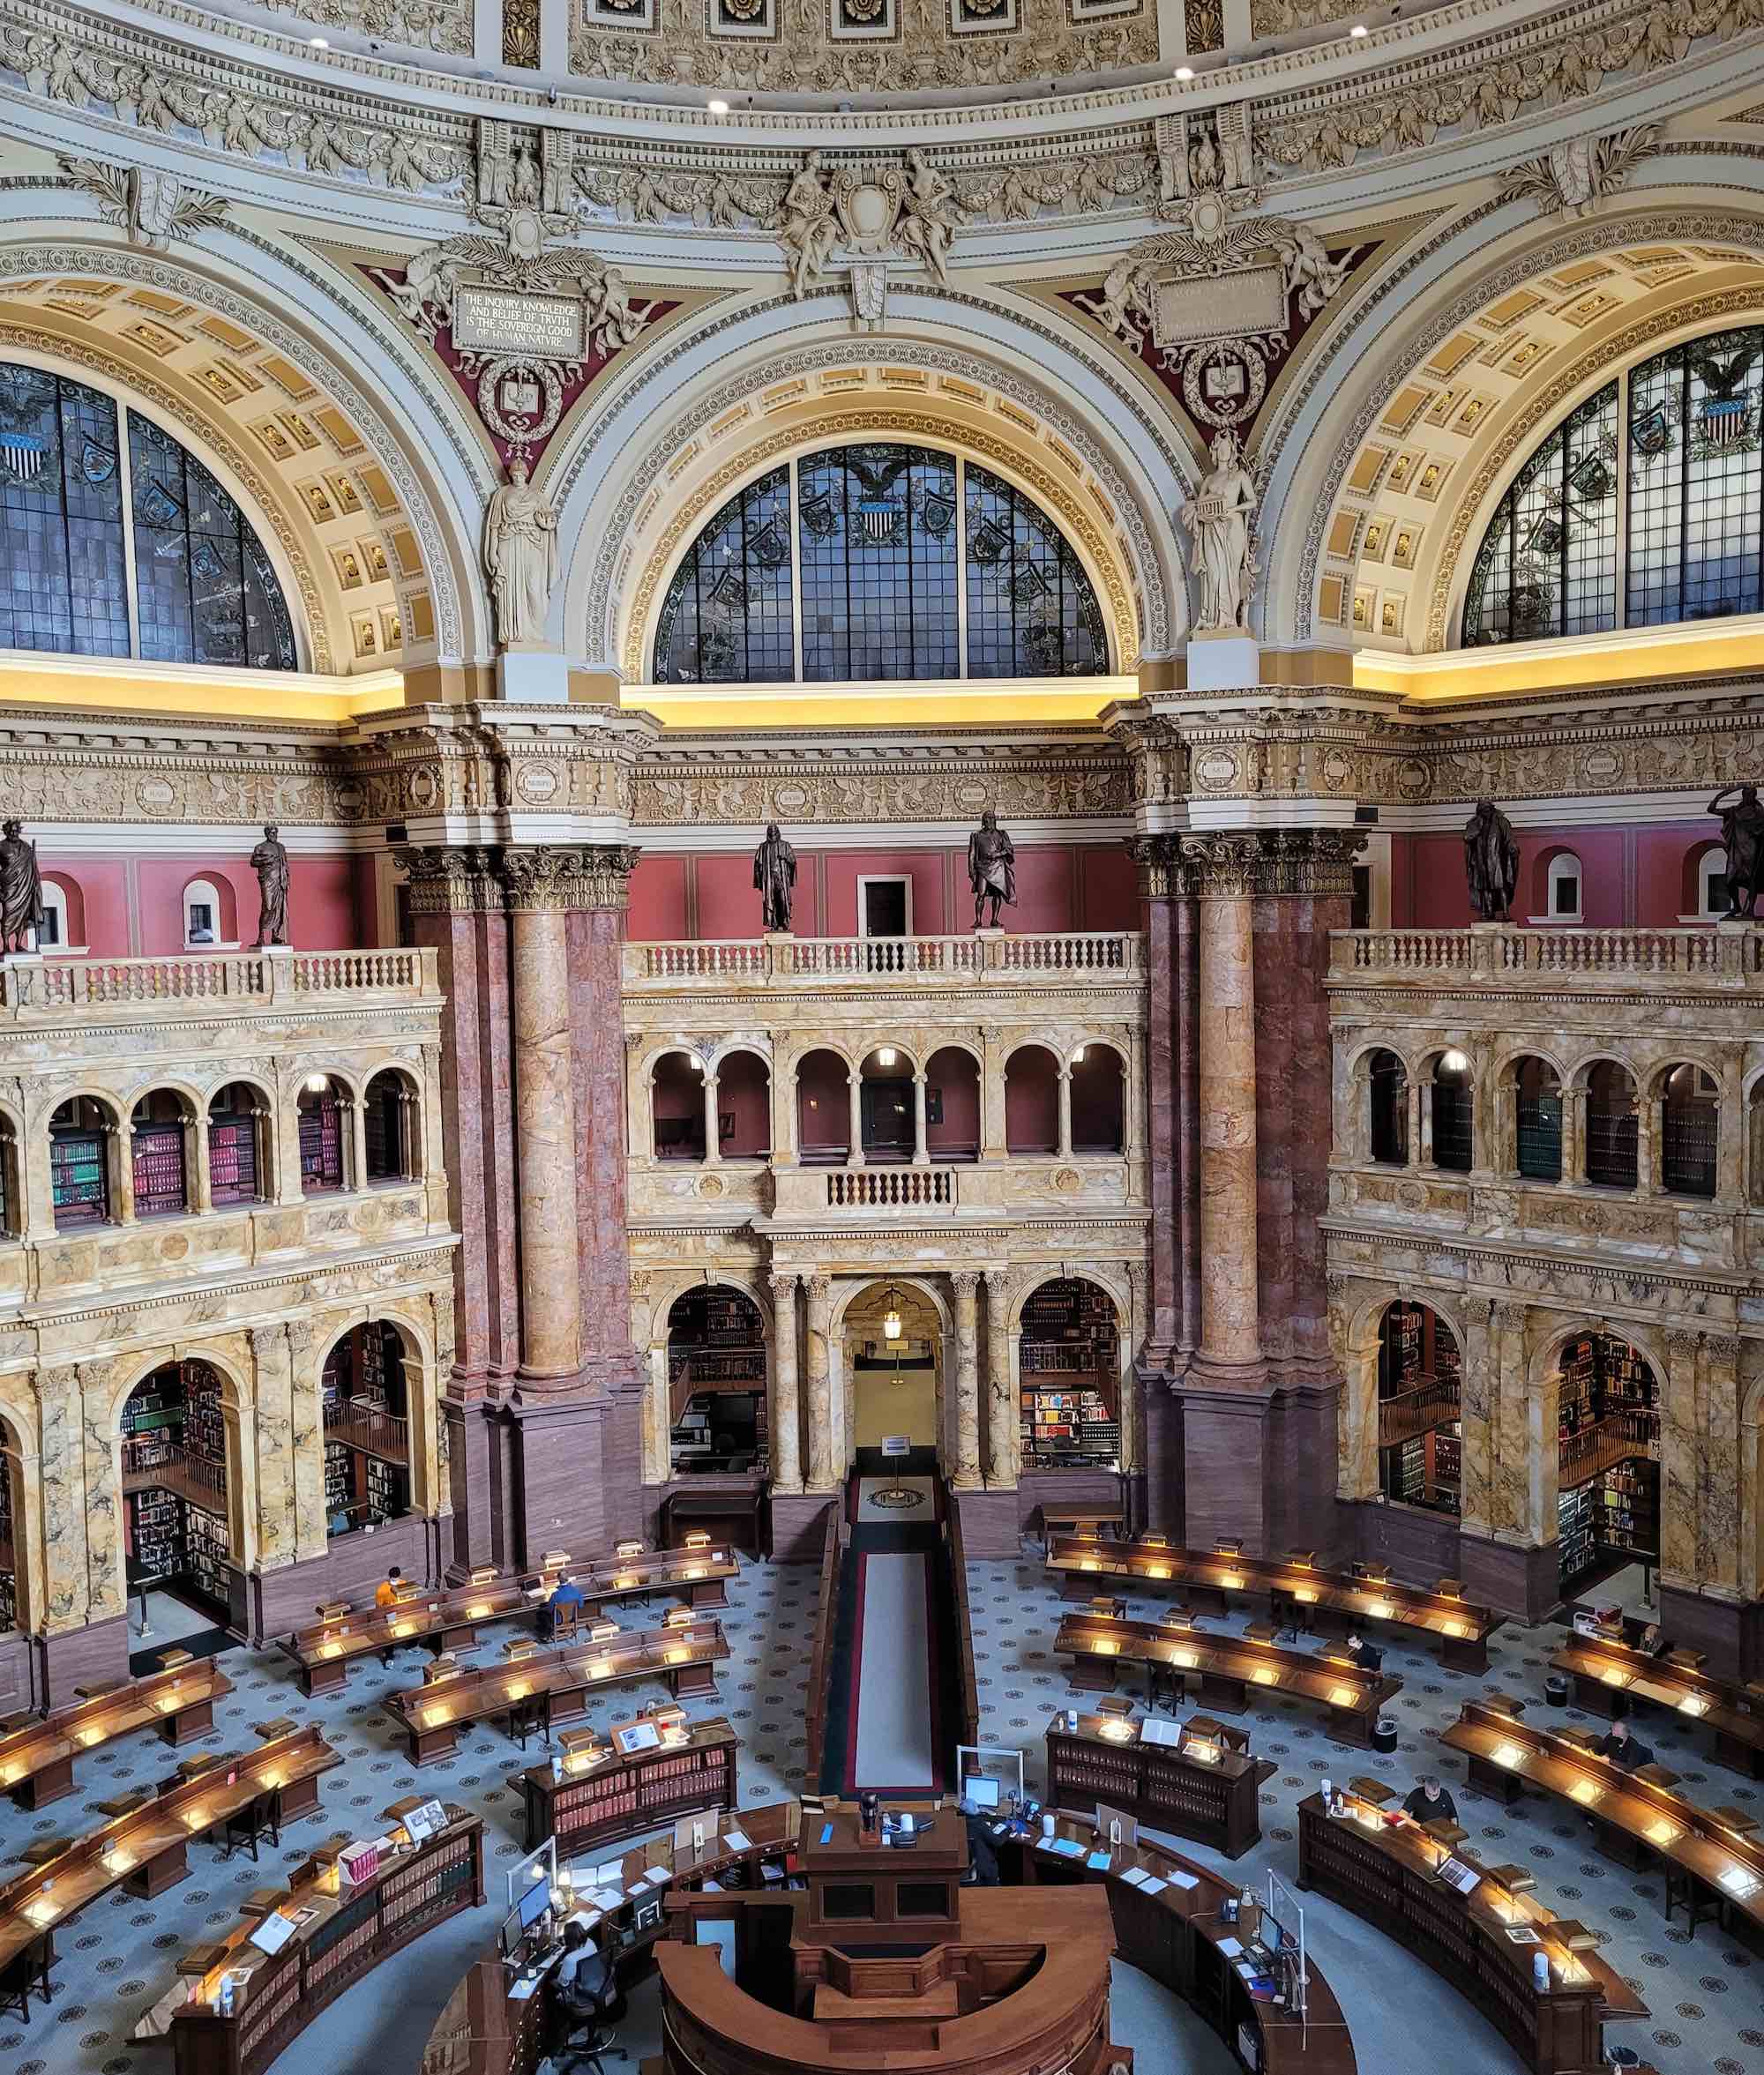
[1499,123,1661,220]
[56,157,229,250]
[370,122,652,459]
[778,149,965,330]
[1079,108,1356,431]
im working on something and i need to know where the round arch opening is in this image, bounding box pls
[1551,1330,1659,1600]
[1376,1302,1461,1515]
[1020,1277,1121,1472]
[668,1286,768,1477]
[120,1357,235,1616]
[842,1280,942,1461]
[323,1322,415,1540]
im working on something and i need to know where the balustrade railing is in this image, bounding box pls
[0,947,437,1017]
[1558,1407,1660,1487]
[1378,1377,1461,1448]
[625,931,1144,989]
[323,1398,411,1463]
[826,1168,955,1207]
[1331,926,1761,986]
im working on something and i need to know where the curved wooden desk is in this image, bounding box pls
[1547,1635,1764,1779]
[1045,1710,1275,1858]
[0,1660,234,1807]
[1296,1786,1646,2074]
[133,1803,484,2075]
[521,1713,738,1854]
[1015,1811,1357,2073]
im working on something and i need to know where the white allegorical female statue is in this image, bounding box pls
[1176,429,1258,632]
[482,457,560,647]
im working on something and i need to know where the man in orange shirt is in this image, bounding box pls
[375,1566,402,1665]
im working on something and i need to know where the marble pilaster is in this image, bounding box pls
[983,1270,1013,1486]
[1490,1302,1531,1537]
[1659,1328,1701,1585]
[247,1322,296,1570]
[1183,835,1260,1374]
[1330,1290,1380,1502]
[1698,1332,1741,1593]
[1457,1296,1495,1534]
[644,1340,670,1483]
[34,1365,86,1631]
[286,1320,329,1559]
[951,1269,983,1489]
[770,1273,803,1491]
[804,1274,834,1491]
[74,1362,125,1623]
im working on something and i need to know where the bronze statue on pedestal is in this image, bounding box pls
[1463,798,1519,922]
[753,823,796,934]
[968,811,1016,929]
[1708,787,1764,918]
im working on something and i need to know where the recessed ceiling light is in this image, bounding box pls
[1349,21,1369,33]
[707,96,729,113]
[1175,63,1194,78]
[310,34,329,46]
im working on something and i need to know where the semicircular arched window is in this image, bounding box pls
[652,441,1108,683]
[0,362,296,669]
[1462,323,1764,645]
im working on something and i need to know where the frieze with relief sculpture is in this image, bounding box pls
[1499,123,1661,219]
[54,157,229,249]
[777,149,966,325]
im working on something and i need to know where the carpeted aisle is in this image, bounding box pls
[850,1549,935,1789]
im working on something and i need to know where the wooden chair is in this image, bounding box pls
[221,1788,282,1863]
[0,1930,54,2019]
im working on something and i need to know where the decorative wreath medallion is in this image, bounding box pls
[869,1485,925,1510]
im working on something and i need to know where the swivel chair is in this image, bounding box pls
[555,1955,627,2075]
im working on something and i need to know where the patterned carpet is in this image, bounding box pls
[1,1551,1757,2075]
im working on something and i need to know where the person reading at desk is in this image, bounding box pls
[540,1573,586,1643]
[1401,1773,1459,1825]
[1595,1717,1655,1770]
[375,1566,403,1666]
[1343,1632,1384,1675]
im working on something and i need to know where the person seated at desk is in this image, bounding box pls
[539,1573,587,1643]
[1401,1773,1459,1825]
[961,1802,1002,1885]
[1595,1717,1655,1771]
[1342,1632,1384,1675]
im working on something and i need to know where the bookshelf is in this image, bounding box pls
[120,1362,234,1606]
[323,1324,412,1524]
[49,1125,107,1225]
[1558,1482,1597,1585]
[299,1089,345,1191]
[1020,1280,1120,1467]
[365,1455,407,1521]
[0,1454,16,1631]
[131,1119,187,1216]
[208,1106,259,1205]
[325,1439,353,1518]
[1598,1461,1659,1564]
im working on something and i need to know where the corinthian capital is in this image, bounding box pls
[499,844,642,913]
[1177,832,1259,899]
[394,844,505,915]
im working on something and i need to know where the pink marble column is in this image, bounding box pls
[398,846,519,1576]
[1182,834,1262,1375]
[1252,881,1294,1375]
[1131,837,1182,1368]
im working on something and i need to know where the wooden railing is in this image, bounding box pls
[323,1397,411,1463]
[625,931,1146,990]
[1379,1377,1461,1448]
[1558,1406,1660,1487]
[1330,926,1763,986]
[805,1502,846,1788]
[944,1497,981,1757]
[0,946,437,1016]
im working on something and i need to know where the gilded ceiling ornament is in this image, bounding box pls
[1499,123,1662,220]
[1079,116,1357,431]
[56,157,229,250]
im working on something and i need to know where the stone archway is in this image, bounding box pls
[840,1280,945,1467]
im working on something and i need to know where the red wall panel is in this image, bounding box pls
[1078,844,1139,931]
[40,855,126,952]
[696,855,765,940]
[628,856,689,941]
[924,1045,980,1155]
[1394,820,1714,929]
[823,852,950,937]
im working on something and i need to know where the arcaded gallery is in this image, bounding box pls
[2,6,1764,2075]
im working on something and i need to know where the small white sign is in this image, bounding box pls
[880,1436,911,1457]
[249,1910,298,1957]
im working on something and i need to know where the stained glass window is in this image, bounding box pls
[651,442,1107,683]
[652,467,792,683]
[966,463,1107,677]
[1461,384,1619,645]
[1462,325,1764,646]
[0,360,295,669]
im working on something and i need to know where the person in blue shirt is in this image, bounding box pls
[540,1572,587,1642]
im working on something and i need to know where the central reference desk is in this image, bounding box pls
[0,1660,234,1807]
[1440,1697,1764,1938]
[1045,1709,1275,1857]
[1054,1611,1400,1748]
[132,1803,485,2075]
[1548,1634,1764,1778]
[1048,1536,1495,1672]
[1297,1785,1646,2074]
[383,1618,730,1765]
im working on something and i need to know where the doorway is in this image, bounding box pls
[842,1281,941,1457]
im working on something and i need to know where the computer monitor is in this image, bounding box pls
[499,1904,526,1959]
[965,1776,1000,1810]
[518,1877,553,1933]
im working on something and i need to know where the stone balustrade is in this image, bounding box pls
[0,947,437,1018]
[624,930,1145,991]
[1330,925,1760,987]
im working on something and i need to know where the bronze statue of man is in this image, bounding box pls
[0,820,41,956]
[753,822,796,934]
[968,810,1017,930]
[1462,798,1519,922]
[1708,786,1764,918]
[250,823,291,947]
